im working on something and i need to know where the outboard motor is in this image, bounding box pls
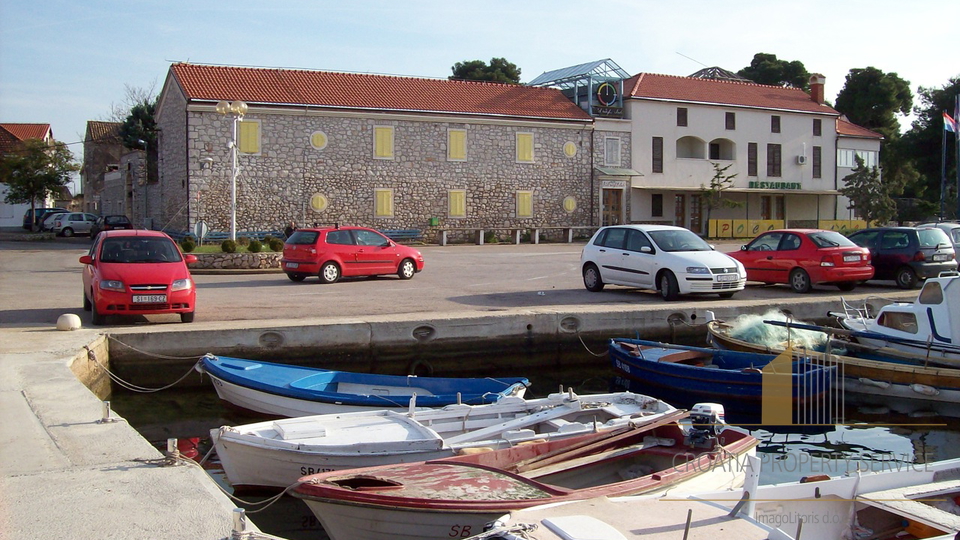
[686,403,726,448]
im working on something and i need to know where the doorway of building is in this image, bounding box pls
[689,194,702,234]
[674,194,686,228]
[602,189,623,226]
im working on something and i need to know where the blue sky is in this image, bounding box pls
[2,0,958,192]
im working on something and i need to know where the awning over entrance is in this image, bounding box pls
[629,184,839,195]
[596,167,642,176]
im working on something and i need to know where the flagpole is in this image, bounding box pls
[955,94,959,219]
[942,119,948,221]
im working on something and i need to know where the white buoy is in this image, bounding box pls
[57,313,82,331]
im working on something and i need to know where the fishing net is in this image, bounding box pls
[726,310,827,352]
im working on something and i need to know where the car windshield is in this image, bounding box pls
[808,230,857,248]
[105,216,131,225]
[286,230,319,245]
[919,228,951,248]
[647,229,712,252]
[100,237,182,263]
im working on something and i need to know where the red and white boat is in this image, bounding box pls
[292,411,757,540]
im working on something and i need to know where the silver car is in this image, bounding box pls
[52,212,99,237]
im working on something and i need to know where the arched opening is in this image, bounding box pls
[708,138,736,160]
[676,136,706,159]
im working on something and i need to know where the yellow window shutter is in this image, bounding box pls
[449,190,466,217]
[375,127,394,158]
[448,130,466,161]
[516,133,533,163]
[517,191,533,217]
[238,121,260,154]
[375,189,394,217]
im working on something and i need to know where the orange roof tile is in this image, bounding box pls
[170,63,592,121]
[624,73,839,115]
[0,123,52,155]
[85,121,122,142]
[837,117,883,139]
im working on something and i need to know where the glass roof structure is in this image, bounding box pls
[527,59,630,89]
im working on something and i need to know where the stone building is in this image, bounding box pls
[80,121,124,214]
[151,63,595,241]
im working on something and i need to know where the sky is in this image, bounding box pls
[2,0,958,193]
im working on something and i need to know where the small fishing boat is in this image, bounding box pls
[832,271,960,365]
[608,338,835,404]
[213,389,678,491]
[195,354,529,417]
[292,412,758,540]
[707,316,960,403]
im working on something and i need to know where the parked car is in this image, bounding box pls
[281,225,425,283]
[918,221,960,253]
[39,209,71,232]
[579,224,746,300]
[80,230,198,325]
[51,212,99,237]
[22,207,67,230]
[847,226,958,288]
[726,229,874,293]
[90,214,133,238]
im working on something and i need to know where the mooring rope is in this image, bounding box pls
[575,327,607,357]
[106,334,203,360]
[86,344,200,393]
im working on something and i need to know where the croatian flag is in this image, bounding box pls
[946,111,959,133]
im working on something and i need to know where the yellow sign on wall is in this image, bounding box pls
[819,220,867,234]
[732,220,784,238]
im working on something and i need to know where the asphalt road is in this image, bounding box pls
[0,235,911,327]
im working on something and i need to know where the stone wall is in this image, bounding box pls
[188,251,281,270]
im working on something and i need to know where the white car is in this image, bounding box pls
[51,212,99,237]
[580,224,746,300]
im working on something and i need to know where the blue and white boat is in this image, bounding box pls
[608,338,835,404]
[196,354,529,417]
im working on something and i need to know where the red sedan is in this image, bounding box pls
[80,230,198,324]
[281,225,425,283]
[727,229,874,293]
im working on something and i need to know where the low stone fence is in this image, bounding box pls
[188,251,281,270]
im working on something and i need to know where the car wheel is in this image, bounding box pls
[287,273,306,282]
[837,282,857,292]
[718,292,736,299]
[582,264,605,292]
[397,259,416,280]
[658,271,680,301]
[319,262,341,284]
[82,292,91,311]
[896,267,919,289]
[91,301,106,325]
[62,228,74,237]
[180,312,195,323]
[789,268,812,293]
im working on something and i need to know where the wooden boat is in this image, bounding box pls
[707,318,960,404]
[212,389,678,491]
[291,414,758,540]
[832,271,960,365]
[195,354,529,417]
[608,338,835,403]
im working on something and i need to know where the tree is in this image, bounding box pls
[105,81,158,123]
[119,97,158,182]
[700,162,743,235]
[737,53,810,89]
[450,58,521,84]
[839,156,896,225]
[0,139,79,230]
[901,76,960,219]
[834,67,912,141]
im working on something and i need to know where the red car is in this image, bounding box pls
[727,229,874,293]
[80,230,198,324]
[281,225,425,283]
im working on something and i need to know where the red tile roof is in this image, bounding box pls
[85,121,122,142]
[837,117,883,139]
[0,123,52,155]
[170,63,592,121]
[624,73,839,115]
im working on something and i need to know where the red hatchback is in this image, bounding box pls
[281,226,425,283]
[727,229,874,293]
[80,230,198,325]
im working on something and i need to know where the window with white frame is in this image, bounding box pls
[447,129,466,161]
[374,188,394,217]
[516,191,533,218]
[604,137,621,167]
[516,133,534,163]
[837,149,878,168]
[374,126,394,160]
[448,190,466,218]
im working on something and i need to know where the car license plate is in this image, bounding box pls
[286,262,299,269]
[934,254,950,262]
[844,255,861,262]
[133,294,166,303]
[717,274,737,282]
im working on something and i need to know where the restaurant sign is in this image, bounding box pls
[749,181,802,190]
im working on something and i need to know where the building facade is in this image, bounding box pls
[80,121,124,214]
[0,123,55,229]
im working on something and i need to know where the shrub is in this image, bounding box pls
[263,235,276,244]
[236,236,251,247]
[248,240,263,253]
[484,231,500,244]
[268,238,284,252]
[221,239,237,253]
[180,238,196,253]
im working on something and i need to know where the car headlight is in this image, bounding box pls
[171,278,193,292]
[100,280,125,292]
[686,266,711,275]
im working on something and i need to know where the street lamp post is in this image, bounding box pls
[215,100,248,242]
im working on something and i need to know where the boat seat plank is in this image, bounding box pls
[334,382,435,397]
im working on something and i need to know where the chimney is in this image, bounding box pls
[809,73,826,105]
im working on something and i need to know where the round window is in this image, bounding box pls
[310,193,329,212]
[311,131,328,150]
[563,142,577,158]
[562,196,577,213]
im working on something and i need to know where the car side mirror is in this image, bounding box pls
[740,245,747,251]
[79,255,93,265]
[184,254,198,264]
[640,246,653,253]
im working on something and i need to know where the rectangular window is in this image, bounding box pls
[447,129,466,161]
[652,137,663,173]
[813,118,822,136]
[238,120,260,154]
[766,143,782,177]
[813,146,822,178]
[771,115,781,133]
[709,143,720,160]
[374,188,394,217]
[775,196,785,220]
[516,191,533,218]
[677,107,688,127]
[604,137,621,166]
[448,190,466,218]
[374,126,394,159]
[837,149,853,168]
[651,194,663,217]
[725,112,736,130]
[516,132,534,163]
[748,143,758,176]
